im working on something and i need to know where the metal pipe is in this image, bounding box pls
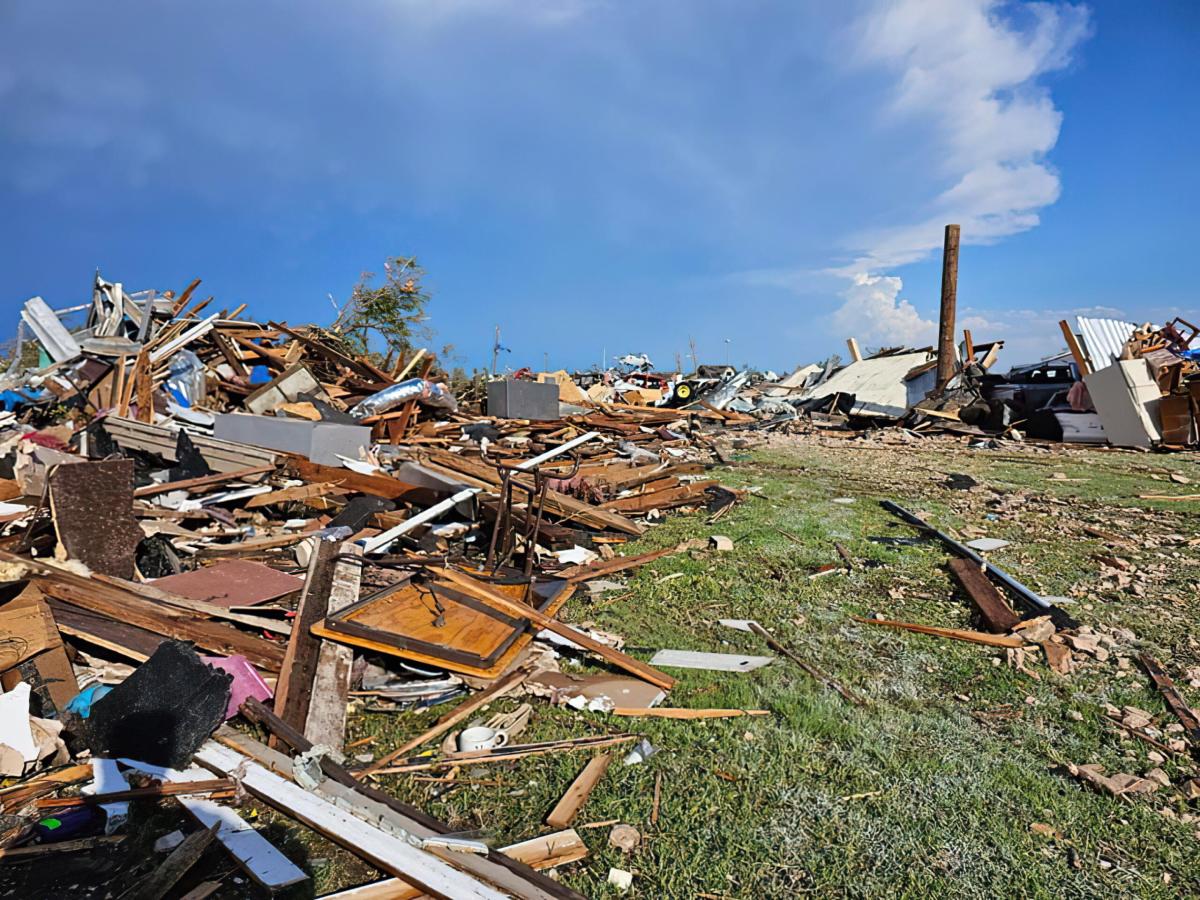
[880,500,1076,628]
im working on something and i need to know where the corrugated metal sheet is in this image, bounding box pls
[1076,316,1136,369]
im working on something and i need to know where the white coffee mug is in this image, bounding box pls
[457,726,509,752]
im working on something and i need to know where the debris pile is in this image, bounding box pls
[0,271,769,897]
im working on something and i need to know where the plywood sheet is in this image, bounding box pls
[150,559,304,609]
[327,578,567,670]
[316,579,573,678]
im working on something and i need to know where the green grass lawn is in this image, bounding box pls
[299,437,1200,898]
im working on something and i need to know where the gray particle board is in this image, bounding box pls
[648,649,773,672]
[214,413,371,466]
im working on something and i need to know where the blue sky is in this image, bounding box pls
[0,1,1196,373]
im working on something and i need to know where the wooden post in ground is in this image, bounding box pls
[846,337,862,363]
[935,224,961,392]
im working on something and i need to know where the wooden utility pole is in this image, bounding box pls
[935,224,960,391]
[490,325,500,377]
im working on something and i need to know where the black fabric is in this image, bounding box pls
[169,430,213,481]
[328,494,396,532]
[82,640,231,768]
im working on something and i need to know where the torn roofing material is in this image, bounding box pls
[797,350,936,418]
[1076,316,1137,370]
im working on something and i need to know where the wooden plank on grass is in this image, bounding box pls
[545,754,612,828]
[853,615,1024,648]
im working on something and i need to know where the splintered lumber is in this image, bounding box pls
[558,544,681,583]
[245,481,341,508]
[602,480,718,513]
[134,464,275,498]
[0,764,93,813]
[853,615,1024,648]
[609,707,770,719]
[423,450,645,536]
[273,539,338,743]
[284,457,425,501]
[317,831,587,899]
[361,666,531,778]
[7,551,286,672]
[428,566,675,690]
[545,754,612,828]
[1140,654,1200,745]
[127,824,219,900]
[133,349,153,423]
[747,622,865,706]
[0,835,124,860]
[193,741,510,900]
[117,757,308,892]
[947,558,1020,633]
[36,779,233,808]
[196,532,310,558]
[369,734,639,774]
[211,719,580,900]
[304,543,363,751]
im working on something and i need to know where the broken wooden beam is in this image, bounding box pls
[545,754,613,828]
[947,558,1020,633]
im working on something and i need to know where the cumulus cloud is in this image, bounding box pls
[830,0,1091,341]
[831,273,934,348]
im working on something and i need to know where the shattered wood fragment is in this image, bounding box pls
[272,539,339,745]
[545,754,613,828]
[852,615,1025,648]
[360,666,531,778]
[1042,640,1073,675]
[1139,654,1200,746]
[128,823,221,900]
[748,622,865,705]
[947,558,1020,633]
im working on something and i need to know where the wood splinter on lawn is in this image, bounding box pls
[748,622,865,705]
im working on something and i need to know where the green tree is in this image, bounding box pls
[335,256,431,361]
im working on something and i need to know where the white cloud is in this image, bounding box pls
[830,272,934,347]
[846,0,1090,271]
[826,0,1091,349]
